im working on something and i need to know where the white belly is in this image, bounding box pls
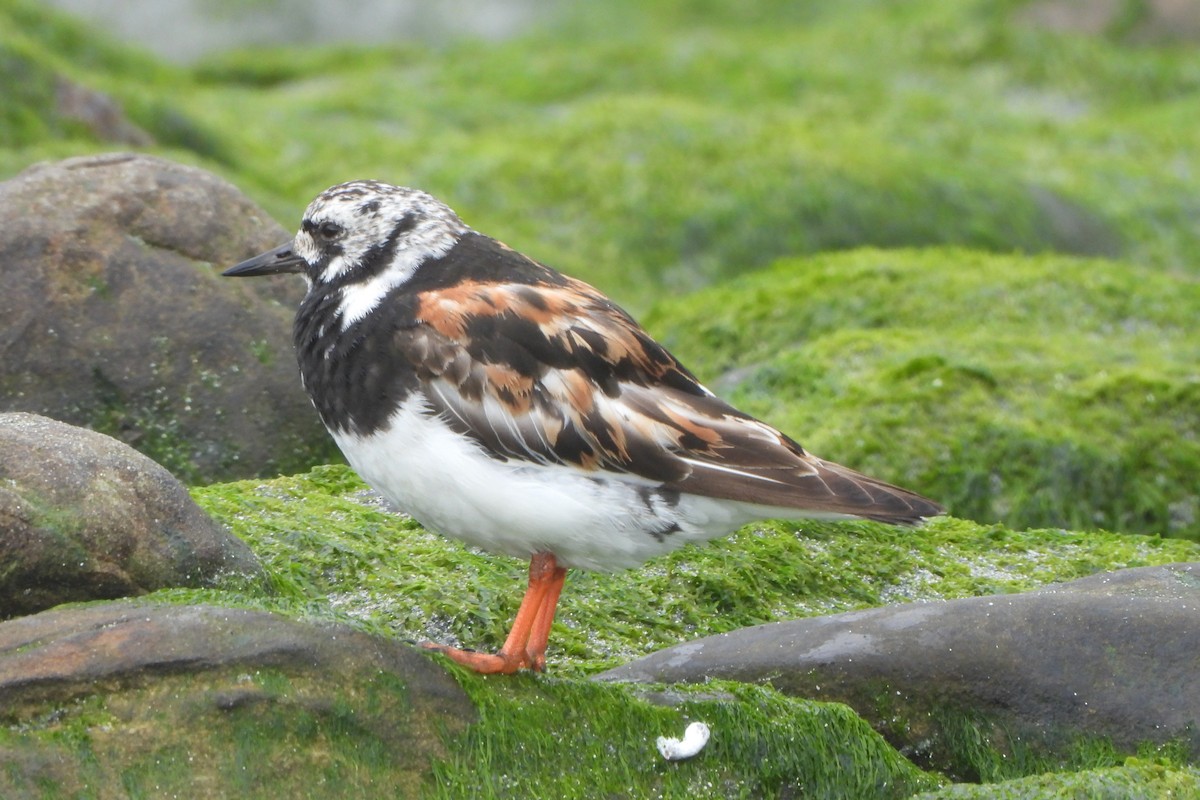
[330,394,768,570]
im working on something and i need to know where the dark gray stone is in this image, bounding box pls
[0,413,264,618]
[598,563,1200,767]
[1017,0,1200,44]
[54,77,154,146]
[0,602,475,795]
[0,153,333,481]
[0,601,470,714]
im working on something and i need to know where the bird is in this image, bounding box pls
[224,180,942,674]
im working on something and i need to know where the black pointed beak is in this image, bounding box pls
[223,243,307,277]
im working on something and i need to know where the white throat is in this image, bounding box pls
[329,222,463,329]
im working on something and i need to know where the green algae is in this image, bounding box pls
[180,466,1200,794]
[430,676,941,799]
[2,0,1198,537]
[3,1,1200,793]
[4,0,1200,298]
[643,248,1200,540]
[0,668,456,800]
[0,0,219,157]
[0,662,940,800]
[188,465,1200,677]
[0,466,1150,797]
[869,692,1194,786]
[913,760,1200,800]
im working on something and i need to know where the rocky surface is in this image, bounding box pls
[0,601,476,797]
[0,413,263,618]
[1018,0,1200,43]
[54,76,154,146]
[0,601,941,800]
[0,153,334,481]
[0,601,471,713]
[598,563,1200,776]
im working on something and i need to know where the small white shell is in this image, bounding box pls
[655,721,711,761]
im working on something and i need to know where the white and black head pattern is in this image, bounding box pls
[293,181,468,326]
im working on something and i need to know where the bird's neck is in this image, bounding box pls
[293,280,421,437]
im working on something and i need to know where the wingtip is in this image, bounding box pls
[864,494,945,525]
[808,457,945,527]
[866,497,945,527]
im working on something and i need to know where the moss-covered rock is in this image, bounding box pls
[187,465,1200,678]
[0,0,227,160]
[165,0,1200,297]
[2,464,1191,795]
[6,0,1200,298]
[0,153,337,483]
[432,676,940,798]
[181,465,1199,794]
[913,760,1200,800]
[0,413,264,618]
[0,603,938,799]
[600,563,1200,778]
[0,602,474,799]
[642,248,1200,540]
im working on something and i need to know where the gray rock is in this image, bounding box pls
[1017,0,1200,44]
[0,152,334,481]
[0,602,475,795]
[0,601,469,711]
[0,413,264,618]
[54,77,154,146]
[597,563,1200,770]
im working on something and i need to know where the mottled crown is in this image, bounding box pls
[294,180,469,288]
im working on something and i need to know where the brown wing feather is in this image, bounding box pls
[403,278,942,524]
[619,384,942,523]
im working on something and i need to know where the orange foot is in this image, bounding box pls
[423,552,567,675]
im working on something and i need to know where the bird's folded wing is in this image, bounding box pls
[402,279,941,523]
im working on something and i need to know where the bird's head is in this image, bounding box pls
[224,180,468,292]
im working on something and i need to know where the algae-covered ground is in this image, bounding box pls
[4,0,1200,796]
[187,465,1200,678]
[644,248,1200,540]
[25,461,1191,798]
[175,466,1200,797]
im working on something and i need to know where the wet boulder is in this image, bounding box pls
[0,602,475,796]
[0,413,264,618]
[599,563,1200,775]
[0,152,333,481]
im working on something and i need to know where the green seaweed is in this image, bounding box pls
[1,465,1190,797]
[913,760,1200,800]
[5,0,1200,296]
[430,676,940,799]
[4,0,1200,793]
[643,249,1200,540]
[188,465,1200,677]
[0,668,451,800]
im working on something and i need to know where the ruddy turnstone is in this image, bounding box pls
[224,180,942,674]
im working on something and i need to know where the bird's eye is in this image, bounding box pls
[316,221,343,242]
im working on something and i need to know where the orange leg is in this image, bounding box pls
[423,552,568,674]
[525,560,568,672]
